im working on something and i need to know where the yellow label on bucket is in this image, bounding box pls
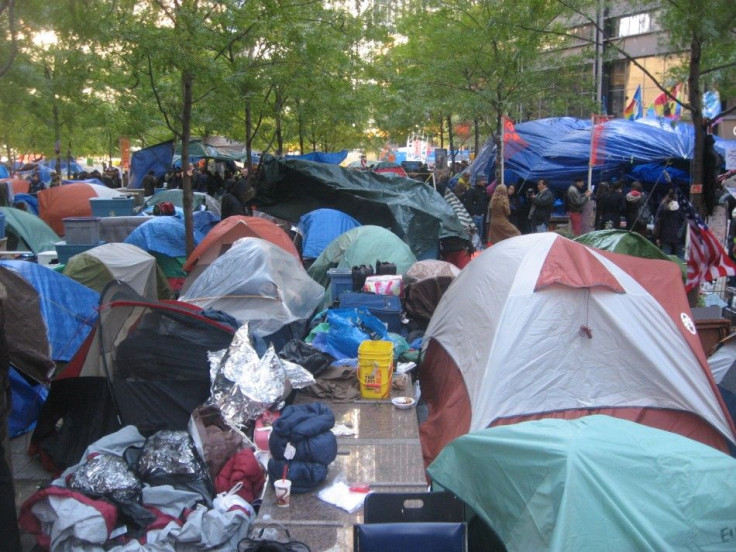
[358,340,393,399]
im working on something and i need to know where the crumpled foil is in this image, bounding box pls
[67,453,142,503]
[207,324,316,428]
[136,430,208,481]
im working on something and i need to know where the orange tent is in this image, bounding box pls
[182,215,299,291]
[0,178,30,195]
[37,183,126,236]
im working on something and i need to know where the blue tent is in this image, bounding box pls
[124,216,206,257]
[474,117,736,193]
[286,150,348,165]
[0,164,8,178]
[0,260,99,362]
[296,208,361,259]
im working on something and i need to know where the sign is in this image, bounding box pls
[726,146,736,170]
[435,148,447,169]
[119,137,130,170]
[690,184,703,194]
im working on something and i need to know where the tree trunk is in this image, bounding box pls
[495,112,503,184]
[181,71,194,256]
[447,114,455,168]
[275,88,283,156]
[53,102,61,176]
[474,117,480,160]
[689,36,705,216]
[245,97,254,167]
[439,116,444,149]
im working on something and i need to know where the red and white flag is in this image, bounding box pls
[679,194,736,292]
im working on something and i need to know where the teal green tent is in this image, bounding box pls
[428,415,736,552]
[308,225,416,306]
[142,189,220,215]
[574,229,686,278]
[0,206,60,253]
[254,156,467,259]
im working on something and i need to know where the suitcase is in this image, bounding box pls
[339,292,402,333]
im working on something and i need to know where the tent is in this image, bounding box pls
[428,415,736,552]
[37,183,128,235]
[181,215,299,292]
[707,333,736,425]
[307,225,417,299]
[0,261,99,365]
[0,206,60,254]
[419,233,736,467]
[63,242,170,300]
[295,208,361,260]
[179,237,324,338]
[403,260,461,324]
[253,156,468,259]
[286,150,348,164]
[143,189,221,217]
[574,229,686,278]
[128,140,175,190]
[30,281,237,470]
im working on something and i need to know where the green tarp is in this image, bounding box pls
[428,416,736,552]
[253,156,467,259]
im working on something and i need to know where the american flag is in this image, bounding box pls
[677,192,736,292]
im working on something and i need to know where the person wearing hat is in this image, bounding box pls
[567,177,592,236]
[653,189,686,259]
[221,177,256,219]
[461,174,489,244]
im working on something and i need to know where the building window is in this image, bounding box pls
[614,13,653,38]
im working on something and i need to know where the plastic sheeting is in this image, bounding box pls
[129,140,175,190]
[254,156,468,258]
[286,150,348,164]
[180,237,325,335]
[0,260,99,363]
[0,206,60,253]
[296,208,361,259]
[428,416,736,552]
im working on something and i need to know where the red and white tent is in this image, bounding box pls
[420,233,736,466]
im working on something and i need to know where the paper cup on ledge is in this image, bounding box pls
[274,479,292,507]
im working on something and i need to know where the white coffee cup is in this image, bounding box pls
[274,479,292,507]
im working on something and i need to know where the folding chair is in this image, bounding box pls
[354,492,467,552]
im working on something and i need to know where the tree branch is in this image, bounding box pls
[145,53,180,138]
[0,0,18,78]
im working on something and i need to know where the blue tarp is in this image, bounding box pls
[124,216,206,257]
[62,178,105,187]
[286,150,348,165]
[0,165,8,178]
[0,260,99,362]
[473,117,736,193]
[129,140,175,190]
[9,367,48,438]
[297,208,361,259]
[12,194,39,215]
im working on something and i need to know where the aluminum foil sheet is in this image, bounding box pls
[136,430,208,481]
[67,453,142,503]
[207,324,316,428]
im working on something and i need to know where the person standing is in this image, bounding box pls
[597,181,626,229]
[0,282,21,552]
[567,177,592,236]
[625,181,651,235]
[461,175,489,245]
[488,184,521,245]
[529,179,555,233]
[142,170,157,197]
[653,189,686,259]
[220,178,256,219]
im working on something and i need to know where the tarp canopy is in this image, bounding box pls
[124,216,205,258]
[253,156,468,259]
[286,150,348,164]
[63,242,168,301]
[473,117,736,193]
[419,233,736,467]
[428,416,736,552]
[0,261,99,365]
[129,140,175,190]
[180,237,324,336]
[296,208,361,260]
[0,206,60,253]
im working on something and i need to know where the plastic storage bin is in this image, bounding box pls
[89,197,135,217]
[327,268,354,300]
[63,217,101,245]
[55,240,105,265]
[358,340,394,399]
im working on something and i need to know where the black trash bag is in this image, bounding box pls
[278,340,334,378]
